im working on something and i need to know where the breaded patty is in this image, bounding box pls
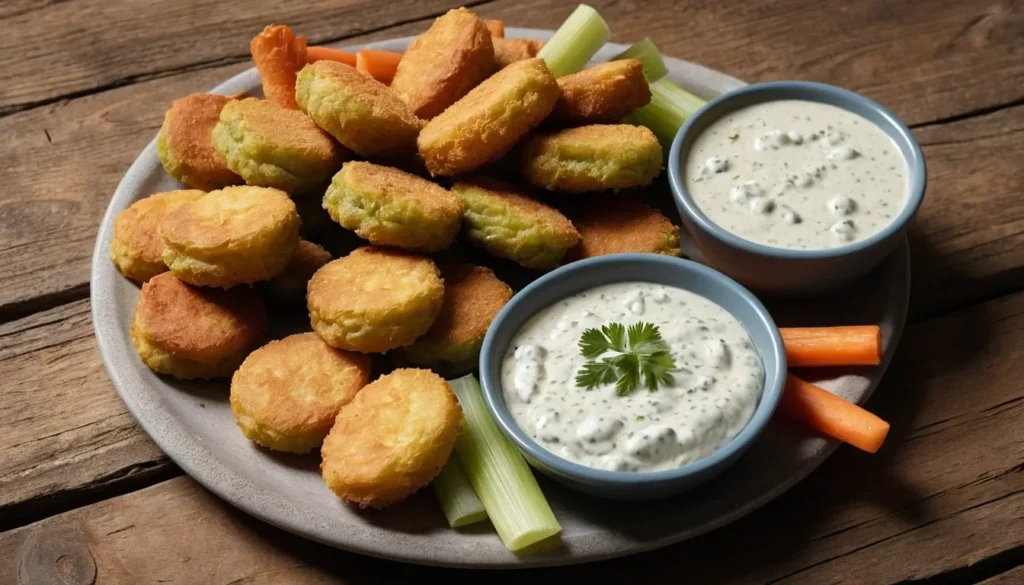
[452,177,579,270]
[522,124,663,192]
[307,247,444,353]
[390,8,496,120]
[160,185,300,287]
[130,272,266,379]
[551,60,651,124]
[231,332,370,453]
[492,38,545,69]
[321,368,461,508]
[295,61,423,159]
[263,239,332,301]
[402,264,512,372]
[564,195,682,260]
[110,189,205,282]
[157,93,243,190]
[212,97,345,193]
[418,58,559,177]
[322,161,463,252]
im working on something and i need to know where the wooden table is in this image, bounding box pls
[2,0,1022,582]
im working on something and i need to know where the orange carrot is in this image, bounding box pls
[780,374,889,453]
[306,46,357,66]
[483,19,505,38]
[250,24,307,109]
[780,325,881,368]
[355,49,403,84]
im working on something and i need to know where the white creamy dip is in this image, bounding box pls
[501,282,764,472]
[685,99,908,250]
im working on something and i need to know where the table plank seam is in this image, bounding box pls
[908,95,1024,131]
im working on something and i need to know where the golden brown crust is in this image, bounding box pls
[564,195,682,260]
[492,38,545,68]
[264,239,333,300]
[551,59,651,124]
[522,124,663,192]
[110,190,205,282]
[158,93,243,190]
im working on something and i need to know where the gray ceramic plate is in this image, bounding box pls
[90,29,910,568]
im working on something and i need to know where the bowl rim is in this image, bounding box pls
[477,253,787,486]
[666,80,927,260]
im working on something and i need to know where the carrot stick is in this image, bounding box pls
[483,19,505,38]
[355,49,403,84]
[250,24,307,109]
[306,46,357,66]
[780,326,881,367]
[780,374,889,453]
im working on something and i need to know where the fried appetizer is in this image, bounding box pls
[565,195,682,260]
[157,93,243,190]
[130,272,266,379]
[452,177,579,270]
[551,60,651,124]
[492,38,545,69]
[323,161,463,252]
[418,58,559,177]
[211,98,344,193]
[110,189,205,282]
[295,61,423,159]
[230,332,370,453]
[390,8,496,120]
[263,239,332,301]
[522,124,663,192]
[160,186,300,287]
[307,247,444,353]
[321,368,462,508]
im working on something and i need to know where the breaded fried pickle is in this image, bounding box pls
[231,332,370,453]
[110,189,205,282]
[565,195,681,260]
[263,239,332,301]
[157,93,243,190]
[296,61,423,159]
[160,186,300,287]
[492,38,545,69]
[418,58,559,177]
[522,124,663,192]
[321,369,461,508]
[307,247,444,353]
[390,8,496,120]
[131,272,266,379]
[323,161,463,252]
[452,177,579,270]
[212,98,344,192]
[551,59,651,124]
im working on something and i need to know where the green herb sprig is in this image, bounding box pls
[575,322,676,396]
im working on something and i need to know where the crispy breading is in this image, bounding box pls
[564,195,682,260]
[110,189,205,282]
[551,60,651,124]
[522,124,663,192]
[263,239,332,301]
[157,93,244,190]
[492,38,545,68]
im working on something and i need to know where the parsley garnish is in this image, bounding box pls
[729,133,740,142]
[575,322,677,396]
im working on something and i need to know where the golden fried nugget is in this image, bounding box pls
[295,61,423,159]
[323,161,463,252]
[231,332,370,453]
[130,272,266,379]
[418,58,559,177]
[211,98,345,193]
[492,38,545,68]
[522,124,663,192]
[551,60,651,124]
[160,186,300,287]
[157,93,244,190]
[452,177,579,270]
[307,247,444,353]
[263,239,332,301]
[390,8,496,120]
[321,368,461,508]
[110,190,205,282]
[564,195,681,261]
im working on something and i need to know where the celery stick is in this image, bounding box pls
[432,457,488,528]
[447,375,561,551]
[612,37,669,82]
[537,4,610,76]
[631,78,708,148]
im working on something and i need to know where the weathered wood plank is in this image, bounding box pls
[978,565,1024,585]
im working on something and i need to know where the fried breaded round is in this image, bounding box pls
[307,247,444,353]
[230,332,370,453]
[551,60,651,125]
[390,8,496,120]
[322,161,463,252]
[321,368,462,508]
[130,272,266,379]
[212,97,345,193]
[110,189,205,282]
[295,61,423,159]
[160,186,300,287]
[157,93,243,190]
[522,124,663,192]
[263,239,332,301]
[564,195,682,260]
[492,38,545,69]
[452,177,580,270]
[418,58,559,177]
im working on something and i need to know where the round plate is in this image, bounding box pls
[91,29,909,568]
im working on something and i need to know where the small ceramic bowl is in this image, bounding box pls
[667,81,926,296]
[477,254,787,500]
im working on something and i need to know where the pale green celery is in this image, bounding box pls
[447,375,561,551]
[536,4,610,76]
[432,457,488,528]
[612,37,669,82]
[631,78,708,148]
